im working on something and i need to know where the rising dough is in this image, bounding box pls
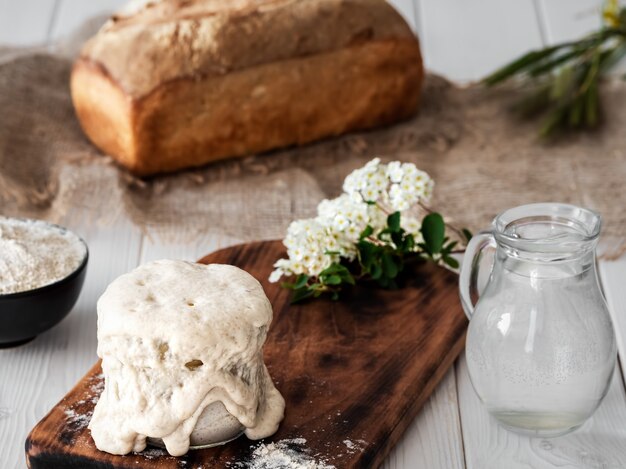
[88,260,285,456]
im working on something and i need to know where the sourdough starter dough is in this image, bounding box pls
[88,260,285,456]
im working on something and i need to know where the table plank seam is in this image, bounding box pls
[45,0,62,44]
[533,0,550,47]
[453,361,469,469]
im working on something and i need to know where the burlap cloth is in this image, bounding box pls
[1,18,625,257]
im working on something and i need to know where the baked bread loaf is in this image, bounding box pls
[71,0,423,176]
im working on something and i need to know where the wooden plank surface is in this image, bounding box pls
[1,1,626,468]
[537,0,602,44]
[418,0,544,82]
[48,0,126,42]
[0,0,57,46]
[600,258,626,381]
[381,369,465,469]
[457,355,626,469]
[26,241,468,469]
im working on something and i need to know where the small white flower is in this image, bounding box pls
[269,269,284,283]
[391,197,410,212]
[363,187,379,202]
[364,157,381,170]
[333,215,349,231]
[345,224,360,240]
[387,161,404,183]
[402,216,421,236]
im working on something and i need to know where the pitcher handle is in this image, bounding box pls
[459,231,496,320]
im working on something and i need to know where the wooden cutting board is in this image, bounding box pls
[26,240,467,469]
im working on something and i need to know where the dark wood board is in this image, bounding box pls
[26,240,467,469]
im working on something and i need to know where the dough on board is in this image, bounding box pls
[89,260,285,456]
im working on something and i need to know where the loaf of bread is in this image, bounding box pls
[71,0,423,176]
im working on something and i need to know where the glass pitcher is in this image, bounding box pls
[459,203,616,437]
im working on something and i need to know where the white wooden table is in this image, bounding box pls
[1,1,626,468]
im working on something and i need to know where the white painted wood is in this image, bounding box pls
[419,0,544,82]
[49,0,126,41]
[382,369,466,469]
[50,0,419,39]
[600,258,626,379]
[0,213,143,469]
[457,354,626,469]
[538,0,626,74]
[537,0,602,44]
[0,0,57,46]
[139,231,243,264]
[1,1,626,468]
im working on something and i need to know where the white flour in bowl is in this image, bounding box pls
[0,217,86,294]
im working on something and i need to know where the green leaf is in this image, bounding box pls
[442,240,458,254]
[291,288,315,304]
[550,65,575,100]
[294,274,309,289]
[421,213,446,254]
[462,229,473,242]
[403,234,415,252]
[528,48,589,77]
[600,42,626,73]
[359,225,374,240]
[377,228,391,240]
[324,274,342,286]
[341,271,356,286]
[391,230,404,248]
[387,212,401,233]
[585,79,599,127]
[320,263,350,277]
[331,291,340,301]
[443,255,460,269]
[381,253,399,279]
[371,263,383,280]
[483,44,569,86]
[358,241,378,269]
[568,96,584,127]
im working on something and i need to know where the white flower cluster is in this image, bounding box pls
[343,158,434,211]
[270,158,434,283]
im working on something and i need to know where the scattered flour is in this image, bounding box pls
[236,438,335,469]
[342,439,366,454]
[63,373,105,432]
[63,408,92,429]
[0,217,86,294]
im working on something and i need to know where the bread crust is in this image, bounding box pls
[71,0,424,176]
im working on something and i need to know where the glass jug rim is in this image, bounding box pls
[492,203,601,256]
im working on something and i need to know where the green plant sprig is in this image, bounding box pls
[282,211,471,303]
[483,2,626,137]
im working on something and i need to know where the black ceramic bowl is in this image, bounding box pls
[0,222,88,348]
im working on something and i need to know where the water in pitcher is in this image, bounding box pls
[461,204,616,437]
